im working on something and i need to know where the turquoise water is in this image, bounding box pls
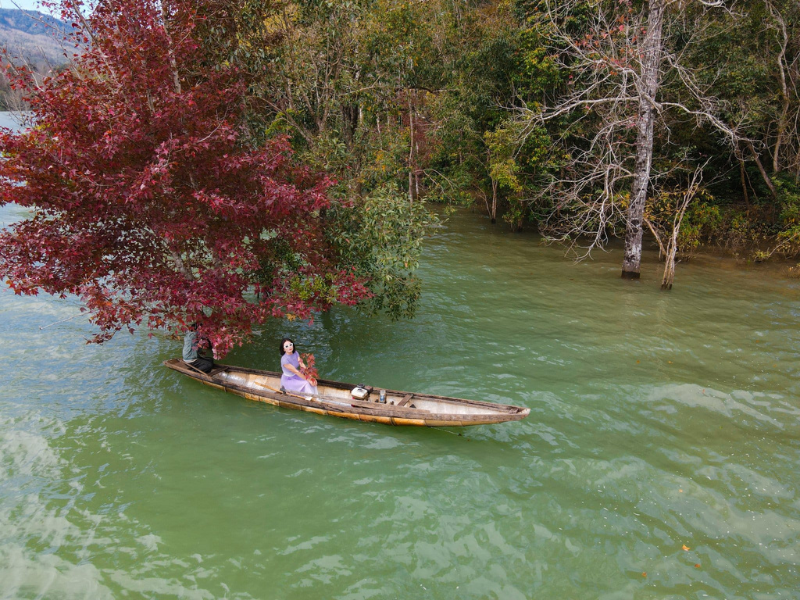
[1,112,799,598]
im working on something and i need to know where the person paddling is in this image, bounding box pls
[280,338,318,397]
[183,323,214,373]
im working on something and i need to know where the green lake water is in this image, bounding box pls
[1,114,799,599]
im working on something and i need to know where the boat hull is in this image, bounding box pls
[164,359,529,427]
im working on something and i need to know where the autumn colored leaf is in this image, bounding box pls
[300,353,319,386]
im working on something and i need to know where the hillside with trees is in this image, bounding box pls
[0,8,71,109]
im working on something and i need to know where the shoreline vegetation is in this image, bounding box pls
[0,0,798,352]
[452,203,800,279]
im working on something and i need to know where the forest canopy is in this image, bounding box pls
[242,0,798,283]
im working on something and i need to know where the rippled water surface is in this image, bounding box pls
[2,114,800,599]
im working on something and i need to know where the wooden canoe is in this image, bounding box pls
[164,359,530,427]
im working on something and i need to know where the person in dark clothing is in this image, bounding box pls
[182,323,214,373]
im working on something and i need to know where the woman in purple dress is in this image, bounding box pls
[280,338,318,396]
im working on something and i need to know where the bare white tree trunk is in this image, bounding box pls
[661,167,703,290]
[622,0,665,279]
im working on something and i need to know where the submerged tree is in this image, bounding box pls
[0,0,431,355]
[518,0,739,283]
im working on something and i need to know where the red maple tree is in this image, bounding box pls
[0,0,370,356]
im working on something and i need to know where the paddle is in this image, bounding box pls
[182,360,214,380]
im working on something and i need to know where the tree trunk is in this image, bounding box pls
[661,168,701,290]
[491,178,498,224]
[622,0,665,280]
[661,204,686,291]
[795,155,800,185]
[739,157,750,212]
[661,242,677,290]
[408,94,415,203]
[644,217,666,260]
[161,2,182,95]
[341,103,359,149]
[747,140,778,199]
[774,101,789,175]
[770,1,790,174]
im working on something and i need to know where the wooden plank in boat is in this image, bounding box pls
[396,394,414,407]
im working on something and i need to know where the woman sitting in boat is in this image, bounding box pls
[280,338,318,396]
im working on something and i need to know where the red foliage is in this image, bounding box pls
[300,353,318,387]
[0,0,371,356]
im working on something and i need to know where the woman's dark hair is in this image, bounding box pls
[279,337,296,356]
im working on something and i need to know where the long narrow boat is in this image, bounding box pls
[164,359,530,427]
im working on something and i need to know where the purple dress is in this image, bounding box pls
[280,351,318,395]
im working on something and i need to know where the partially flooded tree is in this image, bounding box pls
[644,165,706,289]
[519,0,740,284]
